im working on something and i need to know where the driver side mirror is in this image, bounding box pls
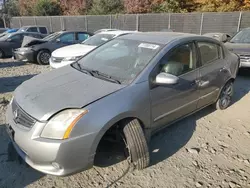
[155,72,179,85]
[6,38,13,42]
[56,38,61,43]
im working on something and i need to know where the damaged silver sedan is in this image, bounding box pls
[6,32,239,176]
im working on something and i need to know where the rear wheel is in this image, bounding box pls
[122,119,150,170]
[37,50,50,65]
[215,81,234,110]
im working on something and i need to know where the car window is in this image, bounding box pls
[159,43,197,76]
[198,42,221,65]
[77,33,90,41]
[75,39,163,84]
[39,27,48,34]
[10,34,22,42]
[59,33,75,43]
[27,27,38,33]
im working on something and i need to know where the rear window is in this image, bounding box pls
[198,42,222,65]
[39,27,48,34]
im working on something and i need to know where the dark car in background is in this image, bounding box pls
[18,25,49,37]
[225,28,250,68]
[203,33,231,43]
[13,30,93,65]
[0,32,44,58]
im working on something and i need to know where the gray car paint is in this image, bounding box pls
[14,65,125,121]
[6,32,239,176]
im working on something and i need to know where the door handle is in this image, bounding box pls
[220,67,227,72]
[199,80,209,87]
[190,80,200,86]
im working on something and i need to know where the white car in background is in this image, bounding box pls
[49,30,138,69]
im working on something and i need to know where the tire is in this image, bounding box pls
[37,50,50,65]
[215,81,234,110]
[0,49,4,58]
[123,119,150,170]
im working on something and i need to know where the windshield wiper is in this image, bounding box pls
[90,70,121,84]
[74,62,94,76]
[73,63,121,84]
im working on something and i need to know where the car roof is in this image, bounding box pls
[21,25,47,28]
[118,32,206,45]
[99,30,138,36]
[11,31,43,35]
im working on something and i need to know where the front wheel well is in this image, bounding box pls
[94,117,146,165]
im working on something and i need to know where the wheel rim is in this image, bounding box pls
[40,52,50,64]
[220,83,233,108]
[0,51,3,58]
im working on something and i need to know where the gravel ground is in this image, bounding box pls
[0,59,250,188]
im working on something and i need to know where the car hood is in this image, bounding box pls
[22,36,47,47]
[14,66,125,121]
[52,44,96,58]
[225,42,250,55]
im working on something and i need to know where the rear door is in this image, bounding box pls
[196,41,227,108]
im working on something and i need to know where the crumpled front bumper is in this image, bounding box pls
[13,50,35,63]
[5,102,96,176]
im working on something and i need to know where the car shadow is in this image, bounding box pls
[232,68,250,104]
[0,125,44,188]
[0,61,26,69]
[0,75,36,94]
[149,106,214,166]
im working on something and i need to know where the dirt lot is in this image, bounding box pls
[0,59,250,188]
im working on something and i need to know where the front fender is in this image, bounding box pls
[70,82,151,157]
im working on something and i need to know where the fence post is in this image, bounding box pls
[60,16,65,30]
[19,17,22,27]
[136,14,139,31]
[237,12,242,32]
[34,16,37,25]
[199,13,204,35]
[3,15,6,28]
[85,16,88,31]
[109,15,112,29]
[49,16,53,33]
[168,13,171,29]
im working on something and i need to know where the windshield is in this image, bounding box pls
[74,38,162,84]
[43,32,61,41]
[82,34,115,46]
[230,29,250,43]
[0,33,12,41]
[18,27,28,32]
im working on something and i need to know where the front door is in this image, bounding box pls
[196,42,227,108]
[150,42,200,130]
[52,32,76,51]
[7,34,24,56]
